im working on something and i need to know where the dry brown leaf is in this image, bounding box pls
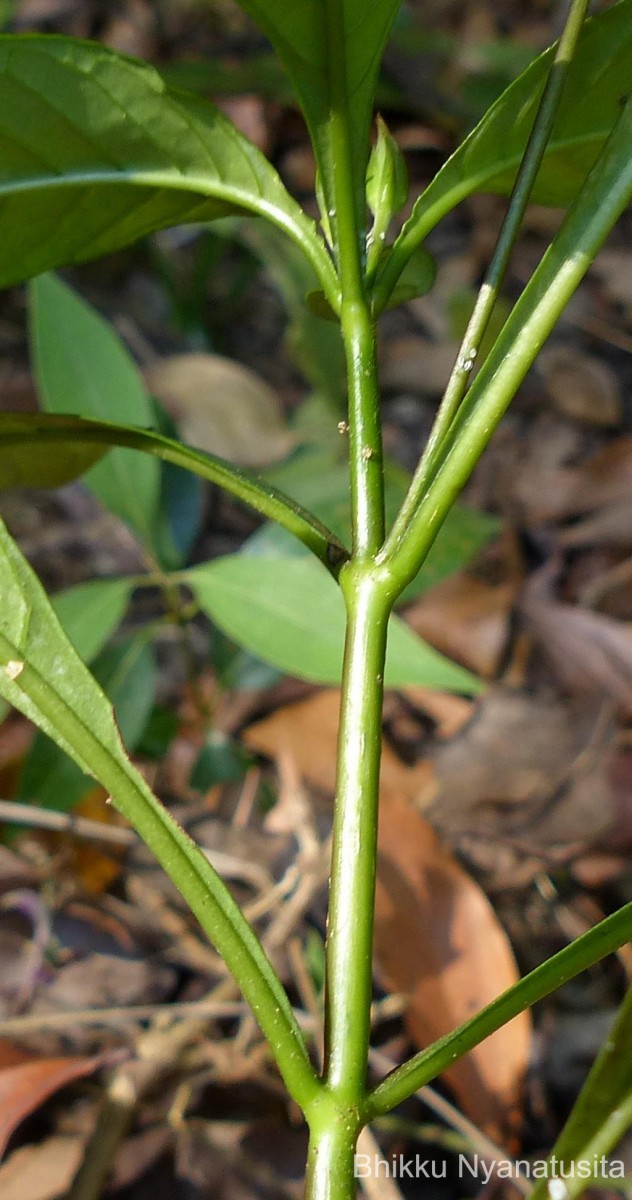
[280,143,317,193]
[592,248,632,309]
[0,847,38,894]
[558,437,632,515]
[243,689,431,801]
[145,353,296,467]
[31,954,175,1019]
[421,686,618,855]
[499,413,585,524]
[109,1126,175,1193]
[568,438,632,513]
[380,336,458,396]
[558,500,632,550]
[522,567,632,713]
[102,0,156,59]
[538,346,621,427]
[244,691,530,1140]
[571,851,632,889]
[0,1040,33,1071]
[69,788,124,895]
[389,122,446,154]
[525,437,632,525]
[0,715,34,800]
[0,1135,86,1200]
[401,688,473,738]
[0,1052,101,1156]
[375,792,530,1144]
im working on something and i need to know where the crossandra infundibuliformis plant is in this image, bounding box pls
[1,2,632,1197]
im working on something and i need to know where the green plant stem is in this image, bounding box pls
[365,900,632,1119]
[0,413,349,574]
[389,0,589,542]
[307,16,393,1195]
[381,92,632,596]
[324,568,391,1100]
[306,1094,363,1200]
[529,983,632,1200]
[323,0,366,263]
[560,1093,632,1195]
[307,567,392,1200]
[341,302,385,557]
[324,0,384,557]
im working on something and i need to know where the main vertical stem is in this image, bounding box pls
[324,0,384,557]
[306,1096,363,1200]
[307,568,391,1200]
[324,569,390,1100]
[306,7,393,1196]
[342,301,385,556]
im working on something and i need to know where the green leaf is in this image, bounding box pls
[189,732,250,791]
[30,274,160,547]
[235,0,401,227]
[150,401,203,570]
[264,445,497,602]
[0,422,105,491]
[135,705,179,760]
[529,986,632,1200]
[380,244,436,310]
[0,515,319,1109]
[264,446,356,541]
[380,0,632,302]
[187,555,481,693]
[265,446,424,544]
[383,94,632,598]
[18,633,155,813]
[52,577,132,663]
[92,637,156,751]
[397,504,499,605]
[161,51,293,104]
[0,412,348,575]
[225,219,346,412]
[19,734,92,813]
[0,35,336,303]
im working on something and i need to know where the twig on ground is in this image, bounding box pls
[0,998,249,1039]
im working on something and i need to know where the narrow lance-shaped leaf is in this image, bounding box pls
[187,554,482,695]
[0,35,337,304]
[30,273,160,549]
[0,412,349,575]
[366,900,632,1119]
[0,517,320,1111]
[382,92,632,594]
[377,0,632,304]
[235,0,401,231]
[20,634,157,813]
[529,985,632,1200]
